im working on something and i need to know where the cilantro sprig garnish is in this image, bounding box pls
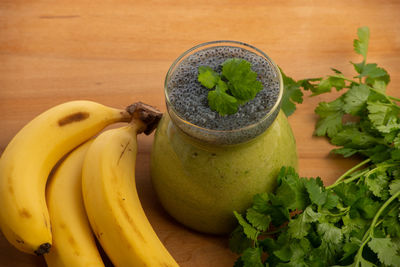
[198,58,263,116]
[230,27,400,266]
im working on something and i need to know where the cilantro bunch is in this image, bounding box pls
[198,58,263,116]
[230,166,400,266]
[230,27,400,266]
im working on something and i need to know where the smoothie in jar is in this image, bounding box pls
[151,41,298,234]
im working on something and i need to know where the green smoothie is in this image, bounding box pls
[151,41,298,234]
[151,111,297,234]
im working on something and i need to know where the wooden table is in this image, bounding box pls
[1,1,399,266]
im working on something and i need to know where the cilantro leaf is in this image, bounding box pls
[362,144,392,163]
[288,206,321,239]
[332,183,367,207]
[352,61,365,75]
[341,237,362,261]
[367,101,400,133]
[367,101,390,128]
[275,166,308,210]
[368,237,400,266]
[314,97,345,137]
[233,211,259,241]
[251,192,270,213]
[382,207,400,238]
[286,239,312,266]
[356,63,390,86]
[266,194,291,227]
[222,58,263,101]
[393,133,400,148]
[207,79,238,115]
[313,75,346,95]
[353,197,380,219]
[330,125,383,150]
[389,179,400,196]
[341,213,369,239]
[331,147,359,157]
[353,26,370,61]
[298,78,322,92]
[280,68,304,116]
[304,177,328,206]
[343,84,370,115]
[365,171,390,199]
[352,61,390,87]
[249,192,289,228]
[246,208,271,232]
[323,191,339,210]
[198,66,219,89]
[372,79,387,92]
[229,226,252,254]
[273,245,292,262]
[317,222,343,245]
[240,247,264,267]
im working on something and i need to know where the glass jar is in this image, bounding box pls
[151,41,298,234]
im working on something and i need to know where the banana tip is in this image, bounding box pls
[34,243,51,255]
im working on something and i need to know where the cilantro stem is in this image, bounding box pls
[343,169,369,185]
[354,190,400,266]
[364,190,400,241]
[326,158,371,190]
[345,162,398,186]
[354,228,371,267]
[330,75,357,84]
[389,95,400,102]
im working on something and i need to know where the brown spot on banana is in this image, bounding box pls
[117,141,131,165]
[117,198,146,243]
[68,236,77,246]
[43,214,50,229]
[58,112,90,126]
[19,208,32,218]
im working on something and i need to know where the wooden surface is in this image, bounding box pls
[0,0,399,266]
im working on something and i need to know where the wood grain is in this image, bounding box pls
[0,0,399,266]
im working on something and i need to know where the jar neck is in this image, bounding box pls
[166,99,282,146]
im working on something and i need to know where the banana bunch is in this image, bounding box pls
[0,100,179,267]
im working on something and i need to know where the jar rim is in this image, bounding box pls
[164,40,283,145]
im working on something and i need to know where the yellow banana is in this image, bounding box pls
[82,104,178,267]
[0,100,131,255]
[44,140,104,267]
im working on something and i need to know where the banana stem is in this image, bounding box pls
[126,102,163,135]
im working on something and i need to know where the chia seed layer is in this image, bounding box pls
[167,45,280,131]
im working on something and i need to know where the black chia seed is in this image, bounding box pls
[167,46,280,131]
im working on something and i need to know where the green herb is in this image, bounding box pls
[198,58,263,116]
[231,165,400,266]
[280,68,319,116]
[230,27,400,266]
[198,57,314,116]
